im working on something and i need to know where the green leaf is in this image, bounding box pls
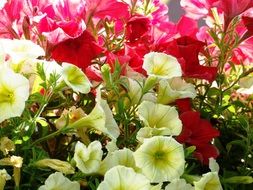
[223,176,253,184]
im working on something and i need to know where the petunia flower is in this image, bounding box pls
[165,178,194,190]
[221,0,253,27]
[99,148,136,175]
[194,172,223,190]
[0,169,11,190]
[143,52,182,79]
[137,101,182,136]
[51,31,103,71]
[176,111,220,164]
[157,77,196,104]
[38,172,80,190]
[61,62,91,94]
[126,15,151,43]
[97,166,151,190]
[134,136,185,183]
[242,15,253,36]
[69,92,120,141]
[74,141,103,174]
[37,0,86,44]
[0,66,29,123]
[159,36,217,82]
[84,0,130,21]
[0,39,45,64]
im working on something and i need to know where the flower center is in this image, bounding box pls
[0,86,15,104]
[154,151,165,160]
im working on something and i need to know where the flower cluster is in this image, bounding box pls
[0,0,253,190]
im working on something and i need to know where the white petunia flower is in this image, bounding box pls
[99,148,136,175]
[38,172,80,190]
[134,136,185,183]
[126,78,157,106]
[194,172,223,190]
[137,101,182,136]
[0,66,29,123]
[70,92,120,141]
[143,52,182,79]
[62,62,91,94]
[165,179,194,190]
[157,78,196,104]
[74,141,103,174]
[0,39,45,64]
[97,166,151,190]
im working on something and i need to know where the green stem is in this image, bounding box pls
[32,127,70,145]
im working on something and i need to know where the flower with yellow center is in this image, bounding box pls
[97,166,151,190]
[134,136,185,183]
[38,172,80,190]
[143,52,182,79]
[61,62,91,94]
[137,101,182,136]
[0,66,29,123]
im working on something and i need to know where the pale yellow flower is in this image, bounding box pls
[126,78,157,106]
[157,78,196,104]
[97,166,151,190]
[0,137,15,155]
[34,159,75,174]
[38,172,80,190]
[0,156,23,168]
[134,136,185,183]
[165,179,194,190]
[0,66,29,123]
[70,94,119,141]
[99,148,136,174]
[0,39,45,64]
[137,101,182,136]
[0,169,10,190]
[62,62,91,94]
[74,141,103,174]
[143,52,182,79]
[194,172,223,190]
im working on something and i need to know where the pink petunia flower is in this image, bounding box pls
[36,0,86,44]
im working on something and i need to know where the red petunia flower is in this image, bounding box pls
[159,36,218,82]
[176,111,220,164]
[51,30,103,71]
[126,15,151,43]
[242,16,253,36]
[194,144,220,165]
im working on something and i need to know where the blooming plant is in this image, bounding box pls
[0,0,253,189]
